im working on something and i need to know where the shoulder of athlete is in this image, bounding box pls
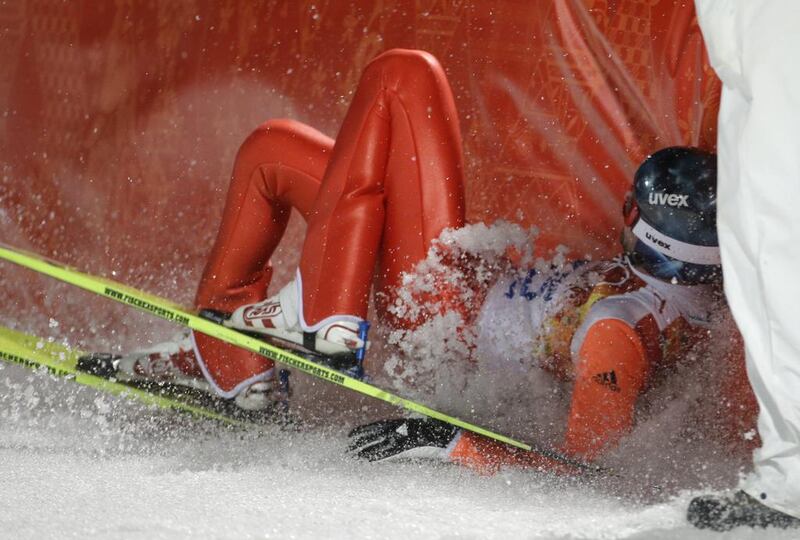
[571,259,723,365]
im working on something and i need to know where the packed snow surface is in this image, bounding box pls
[0,362,793,540]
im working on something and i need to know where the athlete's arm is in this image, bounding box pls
[347,416,585,474]
[451,316,652,471]
[447,430,582,475]
[348,312,653,473]
[562,318,651,460]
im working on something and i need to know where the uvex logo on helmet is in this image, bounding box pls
[645,231,672,251]
[649,192,689,208]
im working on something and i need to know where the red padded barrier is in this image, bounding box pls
[0,0,719,325]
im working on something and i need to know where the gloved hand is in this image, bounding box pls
[347,418,461,462]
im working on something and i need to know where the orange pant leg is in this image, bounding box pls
[562,319,649,460]
[297,48,466,330]
[193,119,331,395]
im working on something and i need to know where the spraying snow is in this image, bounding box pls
[0,221,781,539]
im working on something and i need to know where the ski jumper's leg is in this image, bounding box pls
[295,48,465,331]
[562,319,650,460]
[193,119,332,396]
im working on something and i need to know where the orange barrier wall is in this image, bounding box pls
[0,1,719,331]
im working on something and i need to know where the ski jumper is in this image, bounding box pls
[696,0,800,518]
[191,48,724,465]
[193,49,465,396]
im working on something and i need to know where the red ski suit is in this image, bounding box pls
[192,49,732,468]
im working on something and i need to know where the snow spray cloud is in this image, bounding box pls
[374,221,753,497]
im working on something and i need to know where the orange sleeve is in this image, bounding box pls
[562,319,650,460]
[448,430,583,476]
[449,319,651,474]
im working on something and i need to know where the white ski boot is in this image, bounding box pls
[116,330,212,393]
[225,280,365,356]
[117,331,278,411]
[232,381,275,411]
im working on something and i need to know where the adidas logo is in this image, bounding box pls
[592,370,620,392]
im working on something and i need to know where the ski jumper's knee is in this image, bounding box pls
[563,319,649,460]
[366,48,445,87]
[236,118,331,220]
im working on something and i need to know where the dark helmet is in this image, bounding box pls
[622,146,721,284]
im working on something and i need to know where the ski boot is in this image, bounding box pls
[224,279,365,356]
[80,330,278,411]
[688,490,800,531]
[113,330,210,391]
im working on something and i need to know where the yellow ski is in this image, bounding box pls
[0,324,259,427]
[0,242,604,472]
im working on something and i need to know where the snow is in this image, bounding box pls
[0,223,791,539]
[0,363,795,540]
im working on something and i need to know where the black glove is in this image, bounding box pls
[347,418,461,462]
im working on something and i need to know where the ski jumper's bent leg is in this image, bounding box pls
[295,48,465,330]
[193,119,331,396]
[562,319,650,460]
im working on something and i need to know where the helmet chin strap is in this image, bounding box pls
[632,218,721,265]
